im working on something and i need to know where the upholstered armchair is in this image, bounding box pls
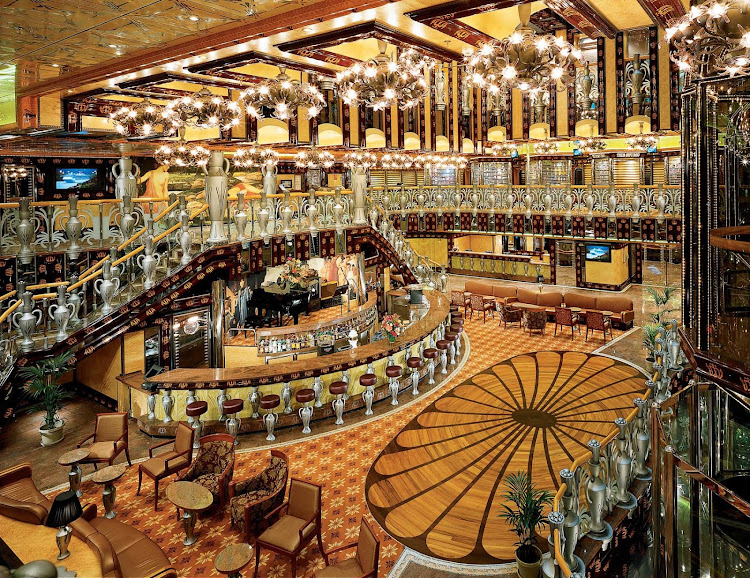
[316,518,380,578]
[138,422,194,510]
[554,307,580,340]
[77,412,131,469]
[229,449,289,542]
[585,310,613,342]
[468,294,494,322]
[499,303,523,329]
[524,309,547,335]
[450,290,469,313]
[254,478,323,578]
[178,433,235,508]
[0,463,51,525]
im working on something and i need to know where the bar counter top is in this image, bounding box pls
[147,289,449,390]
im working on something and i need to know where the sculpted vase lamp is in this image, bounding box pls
[45,491,83,560]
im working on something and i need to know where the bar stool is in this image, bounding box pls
[406,356,423,395]
[329,381,348,425]
[185,400,208,449]
[360,373,378,415]
[443,331,458,365]
[247,385,260,418]
[385,365,402,405]
[423,348,439,385]
[260,394,280,442]
[295,388,315,434]
[451,317,465,327]
[223,398,243,446]
[436,339,450,374]
[450,323,464,356]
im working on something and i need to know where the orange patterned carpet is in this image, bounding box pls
[59,314,625,577]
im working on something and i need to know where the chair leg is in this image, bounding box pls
[255,544,261,577]
[125,447,132,466]
[585,327,589,342]
[137,468,142,495]
[571,326,574,340]
[291,556,297,578]
[554,324,558,336]
[154,479,159,511]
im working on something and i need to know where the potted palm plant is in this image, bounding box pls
[498,471,553,578]
[20,351,74,447]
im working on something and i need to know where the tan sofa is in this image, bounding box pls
[0,463,175,578]
[563,293,634,328]
[463,281,519,304]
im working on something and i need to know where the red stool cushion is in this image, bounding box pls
[260,394,280,410]
[407,357,423,369]
[295,388,316,404]
[450,324,463,333]
[385,366,402,378]
[444,331,458,342]
[360,373,378,387]
[423,348,439,359]
[223,398,243,415]
[436,339,450,350]
[186,400,208,417]
[329,381,348,396]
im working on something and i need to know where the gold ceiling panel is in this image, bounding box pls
[585,0,651,30]
[460,1,548,40]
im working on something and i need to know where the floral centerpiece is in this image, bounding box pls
[381,313,403,343]
[280,257,317,289]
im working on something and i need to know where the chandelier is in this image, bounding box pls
[577,136,607,153]
[154,140,211,168]
[1,165,28,181]
[418,153,468,170]
[380,152,414,170]
[109,99,178,137]
[295,147,335,170]
[666,0,750,79]
[534,140,558,154]
[166,88,242,131]
[343,151,378,170]
[464,5,580,93]
[240,67,326,121]
[627,134,658,150]
[233,144,279,169]
[336,41,434,111]
[490,141,519,156]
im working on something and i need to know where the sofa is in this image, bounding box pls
[563,293,634,328]
[463,280,518,304]
[0,462,175,578]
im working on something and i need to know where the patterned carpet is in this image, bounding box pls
[61,313,624,577]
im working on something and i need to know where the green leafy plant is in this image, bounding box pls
[498,471,553,563]
[645,286,679,326]
[19,351,75,430]
[642,324,660,353]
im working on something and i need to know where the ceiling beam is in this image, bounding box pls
[406,0,523,22]
[632,0,686,28]
[544,0,618,38]
[186,51,340,79]
[117,72,252,94]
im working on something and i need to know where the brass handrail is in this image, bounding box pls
[0,299,22,323]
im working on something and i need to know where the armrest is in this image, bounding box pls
[165,449,190,469]
[264,500,288,522]
[232,472,264,497]
[0,463,33,486]
[149,439,174,458]
[81,502,98,521]
[0,495,48,525]
[324,542,358,556]
[622,310,635,324]
[86,531,119,578]
[298,511,319,542]
[506,297,518,303]
[77,432,95,448]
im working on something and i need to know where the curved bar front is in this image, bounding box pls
[125,290,451,437]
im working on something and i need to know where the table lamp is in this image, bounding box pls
[45,490,83,560]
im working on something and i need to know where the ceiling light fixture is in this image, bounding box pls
[627,121,658,150]
[166,87,242,132]
[336,40,434,111]
[416,153,468,170]
[233,144,280,169]
[295,147,335,170]
[577,136,606,153]
[239,67,326,121]
[533,140,559,155]
[380,152,414,170]
[109,99,178,137]
[464,4,580,93]
[154,139,211,168]
[343,151,378,170]
[489,141,519,157]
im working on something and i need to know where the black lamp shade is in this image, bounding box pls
[45,490,83,527]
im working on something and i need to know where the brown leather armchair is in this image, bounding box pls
[229,449,289,542]
[254,478,323,578]
[316,518,380,578]
[77,412,131,469]
[178,433,234,508]
[138,422,194,510]
[0,463,50,525]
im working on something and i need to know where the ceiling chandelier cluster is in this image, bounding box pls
[490,141,519,156]
[154,140,211,168]
[167,88,242,131]
[417,153,468,170]
[109,99,178,137]
[295,147,335,170]
[343,151,378,170]
[577,136,607,153]
[464,5,581,93]
[337,41,434,111]
[534,140,559,154]
[627,134,658,150]
[1,165,29,181]
[666,0,750,79]
[233,144,280,169]
[239,67,326,121]
[380,152,414,170]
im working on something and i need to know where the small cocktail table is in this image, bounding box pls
[215,543,253,578]
[92,464,127,519]
[166,481,213,546]
[58,448,90,498]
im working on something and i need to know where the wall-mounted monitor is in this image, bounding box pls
[585,243,611,262]
[55,168,101,191]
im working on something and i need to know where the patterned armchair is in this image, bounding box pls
[585,310,613,342]
[554,307,580,340]
[468,294,494,323]
[450,290,469,312]
[229,450,289,542]
[178,433,234,508]
[499,303,523,329]
[524,309,547,335]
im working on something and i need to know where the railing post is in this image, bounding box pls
[16,197,34,265]
[560,468,584,573]
[351,165,368,225]
[585,439,613,545]
[203,151,229,244]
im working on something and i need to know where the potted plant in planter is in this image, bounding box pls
[20,350,74,447]
[498,470,553,578]
[642,324,660,363]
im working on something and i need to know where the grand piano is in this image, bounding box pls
[243,283,311,328]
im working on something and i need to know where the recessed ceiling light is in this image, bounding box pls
[108,44,117,48]
[303,26,315,32]
[51,63,59,67]
[189,15,199,21]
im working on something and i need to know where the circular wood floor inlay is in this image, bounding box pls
[365,350,646,565]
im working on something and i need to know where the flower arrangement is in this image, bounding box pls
[381,313,403,342]
[280,257,317,288]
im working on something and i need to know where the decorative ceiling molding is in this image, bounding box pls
[276,21,462,62]
[632,0,686,28]
[405,0,522,22]
[117,72,250,94]
[529,8,572,33]
[413,17,493,48]
[544,0,617,38]
[186,51,340,80]
[282,49,360,69]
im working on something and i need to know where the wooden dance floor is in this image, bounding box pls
[365,351,646,564]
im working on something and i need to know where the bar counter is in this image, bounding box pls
[122,289,451,436]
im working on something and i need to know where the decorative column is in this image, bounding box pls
[16,198,34,264]
[202,151,229,244]
[261,163,278,240]
[211,279,225,369]
[351,165,368,225]
[112,156,140,200]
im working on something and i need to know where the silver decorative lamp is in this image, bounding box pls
[45,490,83,561]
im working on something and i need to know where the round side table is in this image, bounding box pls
[58,448,91,498]
[215,543,253,578]
[92,464,127,519]
[166,481,213,546]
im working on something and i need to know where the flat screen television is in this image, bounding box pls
[55,168,101,191]
[585,244,611,262]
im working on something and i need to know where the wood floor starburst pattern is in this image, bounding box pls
[365,351,646,565]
